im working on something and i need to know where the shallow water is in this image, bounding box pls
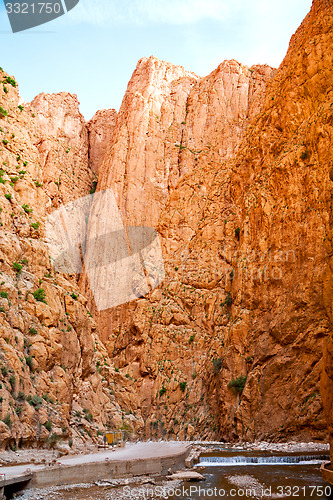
[15,449,332,500]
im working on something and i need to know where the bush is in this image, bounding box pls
[3,414,11,428]
[68,437,73,447]
[71,292,78,300]
[235,227,240,241]
[18,105,24,112]
[44,420,52,432]
[31,222,40,230]
[90,179,98,194]
[25,356,34,370]
[83,408,93,422]
[4,76,16,87]
[9,375,15,390]
[212,357,222,374]
[4,193,11,201]
[33,288,46,303]
[29,395,43,408]
[188,335,195,344]
[159,386,167,397]
[2,140,8,145]
[17,391,25,401]
[228,375,247,395]
[300,150,309,160]
[1,365,8,377]
[28,327,38,335]
[222,292,233,307]
[179,381,187,392]
[0,106,7,118]
[13,262,23,274]
[0,291,8,299]
[22,204,33,214]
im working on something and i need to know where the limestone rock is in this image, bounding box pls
[87,109,117,174]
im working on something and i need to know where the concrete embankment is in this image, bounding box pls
[0,442,190,494]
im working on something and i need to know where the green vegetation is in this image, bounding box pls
[159,386,167,397]
[222,292,233,307]
[9,375,15,390]
[300,150,309,160]
[13,262,23,274]
[0,106,8,118]
[212,357,222,374]
[25,356,34,370]
[17,391,25,401]
[1,365,8,376]
[2,139,8,145]
[83,408,93,422]
[71,292,78,300]
[28,395,43,408]
[235,227,240,241]
[188,335,195,344]
[18,105,24,112]
[0,291,8,299]
[4,193,12,201]
[33,288,46,303]
[179,381,187,392]
[28,327,38,335]
[4,76,17,87]
[228,375,247,395]
[44,420,52,432]
[31,222,40,230]
[90,179,98,194]
[22,204,33,214]
[2,414,12,428]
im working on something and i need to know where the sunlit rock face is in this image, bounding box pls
[86,0,333,443]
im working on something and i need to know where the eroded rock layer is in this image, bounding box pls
[87,0,333,443]
[0,76,143,450]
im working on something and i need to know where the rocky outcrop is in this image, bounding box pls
[86,0,332,443]
[0,73,143,450]
[30,92,94,208]
[87,109,117,175]
[0,0,332,450]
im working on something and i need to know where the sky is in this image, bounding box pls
[0,0,313,120]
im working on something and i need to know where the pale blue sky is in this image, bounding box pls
[0,0,312,120]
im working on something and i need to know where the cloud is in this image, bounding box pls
[66,0,243,26]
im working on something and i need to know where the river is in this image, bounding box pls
[15,446,331,500]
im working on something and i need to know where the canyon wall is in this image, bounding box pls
[1,0,333,450]
[0,75,143,450]
[86,0,333,443]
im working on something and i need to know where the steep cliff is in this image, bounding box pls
[86,0,332,443]
[0,74,143,450]
[0,0,332,450]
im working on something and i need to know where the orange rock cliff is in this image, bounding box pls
[0,0,333,452]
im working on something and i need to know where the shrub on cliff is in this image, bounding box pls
[212,357,222,374]
[33,288,46,304]
[228,375,247,395]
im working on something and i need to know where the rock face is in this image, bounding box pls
[30,92,94,208]
[0,74,143,450]
[1,0,333,451]
[86,0,332,444]
[87,109,117,175]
